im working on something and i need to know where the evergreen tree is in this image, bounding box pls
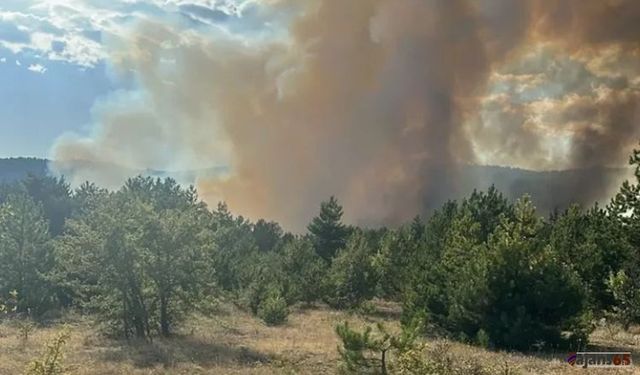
[139,204,210,336]
[0,193,55,315]
[308,196,349,262]
[325,230,378,309]
[462,186,514,242]
[549,204,631,311]
[482,197,587,349]
[252,219,283,252]
[607,144,640,326]
[280,238,327,304]
[55,177,210,338]
[22,175,73,237]
[373,225,423,300]
[211,202,257,291]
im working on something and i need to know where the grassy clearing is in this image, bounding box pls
[0,301,638,374]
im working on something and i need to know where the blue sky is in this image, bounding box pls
[0,58,114,158]
[0,0,279,158]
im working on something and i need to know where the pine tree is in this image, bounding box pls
[482,196,587,349]
[325,230,378,309]
[607,144,640,326]
[308,196,349,262]
[22,175,73,237]
[0,193,54,315]
[549,204,631,311]
[252,219,283,252]
[280,238,326,304]
[55,177,211,338]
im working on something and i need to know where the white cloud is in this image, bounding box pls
[30,32,55,51]
[15,59,21,66]
[48,33,105,67]
[0,0,277,70]
[0,57,5,63]
[27,63,47,73]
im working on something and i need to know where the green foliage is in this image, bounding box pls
[336,319,422,374]
[308,196,349,262]
[607,143,640,328]
[325,230,378,309]
[482,197,587,350]
[252,219,283,252]
[210,202,257,291]
[403,195,590,350]
[257,287,289,326]
[373,224,423,299]
[25,329,70,375]
[54,177,211,338]
[607,270,640,328]
[280,238,327,304]
[0,193,55,316]
[394,340,520,375]
[336,322,389,374]
[549,204,631,310]
[16,317,36,342]
[21,175,73,237]
[4,145,640,355]
[475,329,490,348]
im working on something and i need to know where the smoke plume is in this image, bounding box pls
[50,0,640,230]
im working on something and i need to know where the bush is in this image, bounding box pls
[280,239,327,305]
[402,196,590,351]
[25,329,70,375]
[257,289,289,326]
[475,329,490,348]
[336,320,421,374]
[607,270,640,329]
[325,230,378,310]
[480,198,587,350]
[394,340,521,375]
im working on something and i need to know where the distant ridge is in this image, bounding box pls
[0,157,49,183]
[0,158,228,185]
[0,157,631,216]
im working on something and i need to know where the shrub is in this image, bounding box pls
[280,239,327,305]
[475,329,490,348]
[336,320,421,374]
[257,289,289,326]
[25,329,70,375]
[336,322,394,374]
[480,198,587,350]
[607,270,640,329]
[404,196,589,351]
[325,230,378,310]
[394,340,521,375]
[16,317,36,343]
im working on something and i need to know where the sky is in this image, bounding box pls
[0,0,639,228]
[0,0,279,158]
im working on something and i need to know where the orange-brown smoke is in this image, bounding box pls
[50,0,640,230]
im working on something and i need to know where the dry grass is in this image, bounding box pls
[0,301,638,374]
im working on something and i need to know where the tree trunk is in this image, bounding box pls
[381,349,387,375]
[160,292,170,337]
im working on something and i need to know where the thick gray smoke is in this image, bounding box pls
[50,0,640,230]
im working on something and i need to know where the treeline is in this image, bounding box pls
[1,147,640,351]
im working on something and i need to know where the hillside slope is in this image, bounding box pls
[1,157,630,216]
[0,157,48,183]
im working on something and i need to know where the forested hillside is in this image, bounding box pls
[0,158,48,183]
[1,157,628,219]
